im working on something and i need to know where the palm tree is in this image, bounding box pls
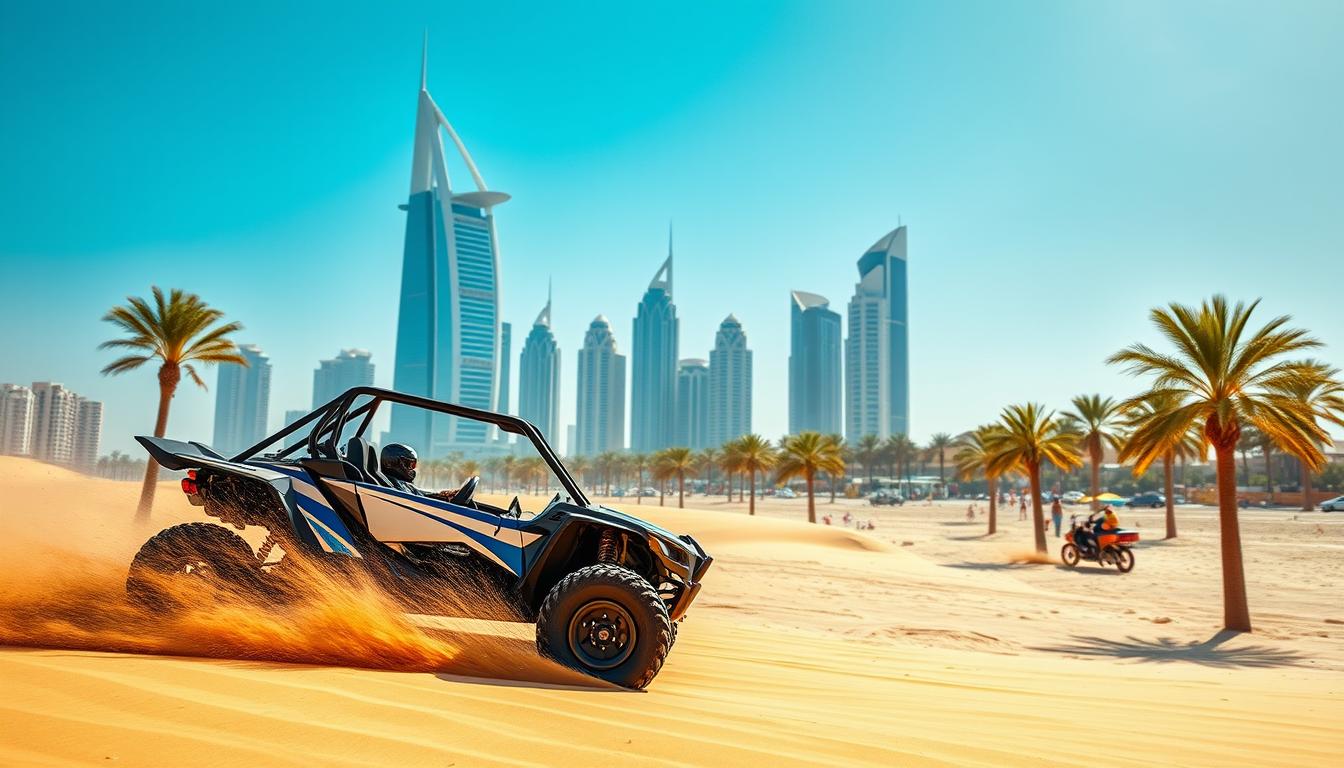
[100,286,246,520]
[730,434,777,516]
[954,426,1004,535]
[856,434,881,493]
[893,434,917,498]
[926,433,954,498]
[596,451,619,496]
[653,447,696,508]
[696,447,718,498]
[985,404,1081,552]
[501,454,517,494]
[1064,395,1124,511]
[1121,393,1207,539]
[460,459,482,489]
[629,453,648,504]
[718,441,742,503]
[827,434,847,502]
[1272,360,1344,511]
[775,432,845,523]
[1109,295,1337,632]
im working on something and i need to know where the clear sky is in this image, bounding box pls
[2,0,1341,455]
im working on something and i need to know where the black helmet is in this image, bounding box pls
[381,443,418,483]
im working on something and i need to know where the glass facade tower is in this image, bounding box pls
[576,315,626,456]
[389,43,510,456]
[213,344,271,456]
[707,315,752,447]
[788,292,842,435]
[675,359,709,450]
[845,226,909,441]
[518,295,561,443]
[630,234,678,453]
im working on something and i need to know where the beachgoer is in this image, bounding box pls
[1051,497,1064,537]
[1018,494,1028,521]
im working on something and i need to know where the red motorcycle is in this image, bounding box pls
[1061,514,1138,573]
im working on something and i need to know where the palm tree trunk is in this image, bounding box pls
[1029,461,1046,553]
[1164,452,1177,539]
[829,473,837,503]
[678,473,685,508]
[1302,463,1314,512]
[1214,443,1251,631]
[136,367,178,521]
[938,456,945,499]
[987,476,998,535]
[738,473,745,502]
[748,471,756,516]
[1089,442,1102,512]
[806,472,816,524]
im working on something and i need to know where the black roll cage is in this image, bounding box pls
[229,386,590,508]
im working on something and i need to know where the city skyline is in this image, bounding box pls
[4,5,1341,456]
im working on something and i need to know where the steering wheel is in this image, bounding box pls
[451,475,480,506]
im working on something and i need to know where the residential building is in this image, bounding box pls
[575,315,626,456]
[312,349,375,408]
[72,397,102,471]
[846,225,909,441]
[389,41,510,456]
[708,314,752,447]
[0,383,35,456]
[630,229,679,452]
[518,293,560,443]
[213,345,272,456]
[788,291,842,435]
[675,359,709,450]
[31,382,77,463]
[284,410,308,427]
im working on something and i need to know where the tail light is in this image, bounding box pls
[181,469,199,496]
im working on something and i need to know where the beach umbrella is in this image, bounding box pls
[1077,492,1126,503]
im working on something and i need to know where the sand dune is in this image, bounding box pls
[2,457,1341,766]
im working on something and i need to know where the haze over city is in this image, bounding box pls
[2,1,1341,455]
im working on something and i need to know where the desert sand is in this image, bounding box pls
[1,456,1341,767]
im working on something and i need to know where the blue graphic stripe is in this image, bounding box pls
[374,493,523,575]
[293,493,357,556]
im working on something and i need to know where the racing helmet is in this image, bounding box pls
[381,443,418,483]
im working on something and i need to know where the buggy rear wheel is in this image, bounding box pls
[126,522,260,610]
[536,564,673,689]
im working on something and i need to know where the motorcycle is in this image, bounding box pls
[1061,515,1138,573]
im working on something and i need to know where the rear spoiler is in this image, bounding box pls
[135,436,229,471]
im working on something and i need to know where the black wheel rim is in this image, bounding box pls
[568,599,636,670]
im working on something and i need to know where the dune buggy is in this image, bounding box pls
[131,387,712,688]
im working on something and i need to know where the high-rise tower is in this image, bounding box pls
[788,292,842,435]
[576,315,626,456]
[708,314,752,447]
[389,38,510,456]
[675,359,709,450]
[631,227,679,452]
[845,226,909,441]
[312,349,375,408]
[213,345,271,456]
[518,290,561,443]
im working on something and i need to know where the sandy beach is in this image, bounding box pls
[2,456,1341,767]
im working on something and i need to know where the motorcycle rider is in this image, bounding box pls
[1075,505,1114,555]
[380,443,460,501]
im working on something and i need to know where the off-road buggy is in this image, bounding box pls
[130,387,712,688]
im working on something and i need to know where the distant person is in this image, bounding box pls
[1019,494,1028,521]
[1051,497,1064,537]
[823,514,833,525]
[966,504,975,521]
[843,511,853,526]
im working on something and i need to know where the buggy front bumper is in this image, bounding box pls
[667,534,713,621]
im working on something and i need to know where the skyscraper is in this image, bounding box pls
[846,225,910,441]
[312,349,375,408]
[389,40,510,456]
[631,230,678,452]
[788,291,843,435]
[0,384,35,456]
[518,292,560,442]
[31,382,76,463]
[497,321,512,415]
[675,359,709,449]
[708,314,752,447]
[213,345,272,456]
[575,315,626,456]
[72,397,103,471]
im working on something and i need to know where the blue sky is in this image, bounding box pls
[2,1,1342,455]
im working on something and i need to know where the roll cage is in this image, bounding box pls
[229,386,589,508]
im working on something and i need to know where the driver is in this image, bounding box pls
[380,443,461,501]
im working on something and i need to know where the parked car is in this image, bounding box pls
[776,487,797,499]
[868,492,905,506]
[1321,495,1344,512]
[1061,491,1084,504]
[1129,492,1166,508]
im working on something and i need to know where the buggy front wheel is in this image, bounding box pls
[535,564,673,689]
